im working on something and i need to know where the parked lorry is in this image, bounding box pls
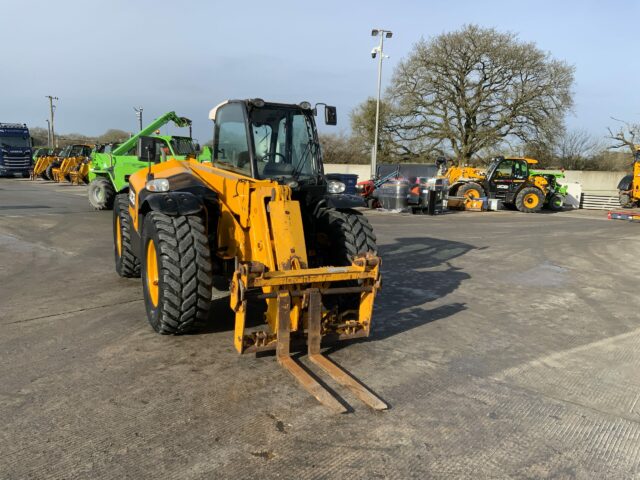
[87,112,196,210]
[0,123,32,177]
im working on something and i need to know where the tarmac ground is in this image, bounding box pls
[1,178,640,479]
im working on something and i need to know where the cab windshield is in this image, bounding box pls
[0,135,30,149]
[249,106,319,179]
[58,146,71,158]
[170,137,197,156]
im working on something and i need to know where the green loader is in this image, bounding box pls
[87,112,201,210]
[530,169,568,210]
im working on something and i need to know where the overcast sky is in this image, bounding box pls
[2,0,639,144]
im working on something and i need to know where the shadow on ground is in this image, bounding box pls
[357,235,475,343]
[193,236,476,344]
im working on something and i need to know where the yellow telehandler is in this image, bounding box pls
[442,157,564,212]
[51,144,93,182]
[31,147,61,180]
[113,99,385,413]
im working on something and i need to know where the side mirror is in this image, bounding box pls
[194,143,201,152]
[325,106,337,126]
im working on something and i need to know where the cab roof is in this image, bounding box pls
[208,98,313,122]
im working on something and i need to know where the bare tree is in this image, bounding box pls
[350,97,438,161]
[319,132,369,165]
[389,24,575,162]
[607,118,640,153]
[555,129,604,169]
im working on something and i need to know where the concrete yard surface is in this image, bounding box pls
[1,178,640,479]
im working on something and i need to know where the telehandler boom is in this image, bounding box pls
[114,99,385,412]
[88,112,196,210]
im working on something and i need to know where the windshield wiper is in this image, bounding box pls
[291,140,317,178]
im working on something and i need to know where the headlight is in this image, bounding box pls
[145,178,170,192]
[327,180,346,194]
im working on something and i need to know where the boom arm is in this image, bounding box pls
[112,112,192,156]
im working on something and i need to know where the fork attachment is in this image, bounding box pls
[230,254,386,412]
[275,289,387,412]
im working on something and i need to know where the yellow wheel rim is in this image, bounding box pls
[524,193,539,208]
[464,188,480,199]
[146,240,159,307]
[116,216,122,257]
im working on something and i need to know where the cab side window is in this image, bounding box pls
[214,103,252,175]
[496,160,514,178]
[513,161,528,179]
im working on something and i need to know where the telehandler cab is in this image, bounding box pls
[114,99,385,412]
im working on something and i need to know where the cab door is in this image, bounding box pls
[487,159,529,201]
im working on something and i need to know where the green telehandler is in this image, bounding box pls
[87,112,200,210]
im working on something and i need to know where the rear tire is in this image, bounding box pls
[515,187,544,213]
[88,177,116,210]
[457,182,485,199]
[113,194,140,278]
[141,212,213,335]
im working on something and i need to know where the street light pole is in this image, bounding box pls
[45,119,51,147]
[45,95,58,147]
[134,107,143,131]
[370,29,392,179]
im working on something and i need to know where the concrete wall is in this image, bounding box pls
[561,170,625,194]
[324,164,627,194]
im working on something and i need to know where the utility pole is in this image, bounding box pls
[134,107,143,131]
[45,96,58,147]
[45,119,51,147]
[370,29,393,179]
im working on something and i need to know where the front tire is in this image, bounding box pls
[316,208,377,265]
[45,164,56,181]
[619,193,634,208]
[141,212,213,334]
[113,194,140,278]
[515,187,544,213]
[88,177,116,210]
[314,208,377,310]
[548,194,564,211]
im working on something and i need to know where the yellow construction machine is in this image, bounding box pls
[113,99,385,412]
[69,159,91,184]
[439,161,486,198]
[442,156,563,212]
[31,148,61,180]
[51,144,93,182]
[617,145,640,207]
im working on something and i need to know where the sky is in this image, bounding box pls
[2,0,639,144]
